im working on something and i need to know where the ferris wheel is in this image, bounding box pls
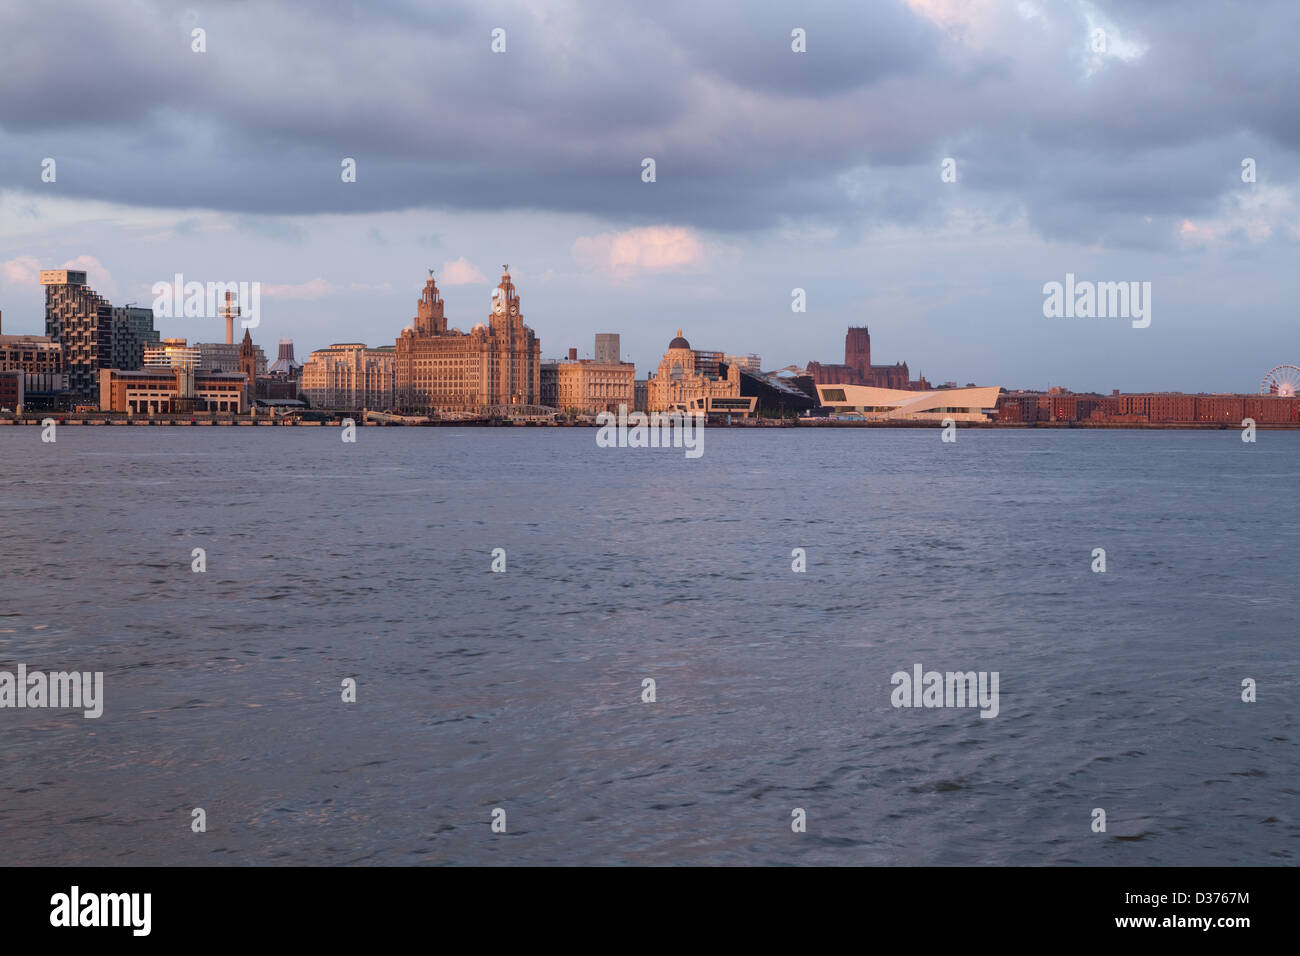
[1260,364,1300,396]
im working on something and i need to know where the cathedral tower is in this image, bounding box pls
[845,327,871,381]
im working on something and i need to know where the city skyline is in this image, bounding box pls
[2,1,1299,392]
[5,257,1294,403]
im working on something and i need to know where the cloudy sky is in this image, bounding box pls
[1,0,1298,391]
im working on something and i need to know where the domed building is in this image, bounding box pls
[647,328,752,416]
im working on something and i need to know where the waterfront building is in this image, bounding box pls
[145,338,202,370]
[633,379,649,413]
[99,367,247,414]
[995,391,1300,425]
[0,370,22,410]
[42,270,158,395]
[739,369,817,417]
[816,383,1001,422]
[807,326,928,391]
[540,359,559,408]
[394,267,541,413]
[300,343,397,409]
[0,312,66,393]
[647,328,744,413]
[681,394,757,420]
[554,337,635,414]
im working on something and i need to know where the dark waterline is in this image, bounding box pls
[0,428,1296,865]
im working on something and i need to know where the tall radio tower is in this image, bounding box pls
[220,290,240,344]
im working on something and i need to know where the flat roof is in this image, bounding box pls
[39,269,88,285]
[108,368,246,379]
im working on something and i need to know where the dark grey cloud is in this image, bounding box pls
[1,0,1298,247]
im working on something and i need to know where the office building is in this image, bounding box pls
[554,339,635,414]
[300,343,397,409]
[647,328,745,413]
[99,367,247,414]
[0,314,66,393]
[394,267,541,412]
[145,338,203,370]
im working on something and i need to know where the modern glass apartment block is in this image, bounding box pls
[42,270,158,395]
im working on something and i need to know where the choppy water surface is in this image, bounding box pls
[0,427,1296,865]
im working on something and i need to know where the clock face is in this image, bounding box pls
[510,306,518,315]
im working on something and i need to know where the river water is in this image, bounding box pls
[0,426,1295,865]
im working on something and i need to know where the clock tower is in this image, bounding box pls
[490,264,523,334]
[487,265,538,405]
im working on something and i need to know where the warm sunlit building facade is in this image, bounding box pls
[394,267,541,413]
[554,337,635,414]
[0,330,66,392]
[144,338,202,370]
[647,328,745,413]
[815,383,1001,422]
[300,343,397,409]
[99,367,247,414]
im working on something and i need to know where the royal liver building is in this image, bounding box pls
[394,265,541,413]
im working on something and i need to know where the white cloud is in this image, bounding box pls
[1,253,115,296]
[439,257,488,285]
[1,254,42,287]
[572,226,707,279]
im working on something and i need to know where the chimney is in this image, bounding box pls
[568,347,578,360]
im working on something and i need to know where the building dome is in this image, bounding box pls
[668,327,690,350]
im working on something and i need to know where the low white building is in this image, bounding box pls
[815,384,1001,422]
